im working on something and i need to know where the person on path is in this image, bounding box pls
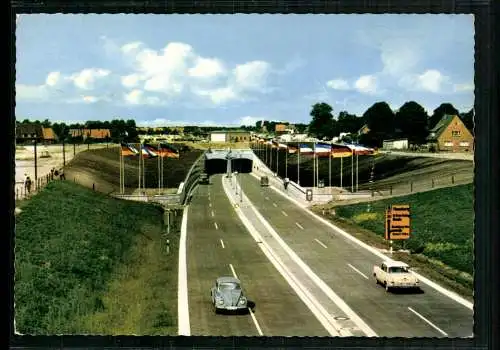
[284,177,290,190]
[25,176,32,195]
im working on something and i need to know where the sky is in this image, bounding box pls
[15,14,475,127]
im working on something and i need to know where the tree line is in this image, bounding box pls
[307,101,474,147]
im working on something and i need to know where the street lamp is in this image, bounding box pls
[234,171,238,195]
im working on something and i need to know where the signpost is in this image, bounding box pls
[385,204,411,254]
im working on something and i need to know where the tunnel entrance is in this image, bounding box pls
[204,158,253,175]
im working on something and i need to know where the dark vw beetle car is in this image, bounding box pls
[210,276,248,314]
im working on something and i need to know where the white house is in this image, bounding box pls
[383,138,409,150]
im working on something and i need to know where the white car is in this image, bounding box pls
[373,260,420,292]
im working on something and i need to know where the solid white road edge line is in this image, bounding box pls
[229,263,264,336]
[229,263,238,279]
[407,307,449,337]
[295,222,304,230]
[243,192,377,337]
[220,239,225,249]
[221,176,347,336]
[347,263,369,280]
[314,239,328,249]
[178,206,190,336]
[214,222,219,230]
[248,307,264,336]
[250,172,474,311]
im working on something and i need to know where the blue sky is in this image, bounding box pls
[16,14,474,127]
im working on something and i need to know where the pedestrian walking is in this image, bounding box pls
[25,176,32,194]
[284,177,290,190]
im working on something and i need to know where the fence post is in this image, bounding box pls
[432,178,435,188]
[390,185,393,195]
[451,175,455,184]
[93,183,95,191]
[16,188,18,200]
[410,182,413,193]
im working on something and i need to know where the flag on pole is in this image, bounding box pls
[331,143,353,158]
[299,143,314,155]
[119,143,139,194]
[158,143,180,158]
[315,142,332,158]
[288,144,298,154]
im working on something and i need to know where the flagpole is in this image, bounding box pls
[297,143,300,186]
[329,148,332,189]
[158,142,161,195]
[143,144,146,192]
[285,144,288,179]
[313,142,316,188]
[276,146,279,176]
[351,149,354,193]
[356,152,359,192]
[340,156,343,189]
[119,144,122,194]
[138,142,141,194]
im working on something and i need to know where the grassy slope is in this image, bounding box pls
[15,181,180,334]
[312,183,474,296]
[258,151,473,189]
[64,145,203,194]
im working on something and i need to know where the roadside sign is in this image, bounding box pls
[385,204,411,240]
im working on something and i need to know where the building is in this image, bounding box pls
[427,114,474,152]
[275,123,287,134]
[209,130,251,143]
[69,128,111,140]
[16,124,57,144]
[383,138,409,150]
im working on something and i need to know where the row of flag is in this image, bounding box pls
[253,139,376,157]
[120,142,180,158]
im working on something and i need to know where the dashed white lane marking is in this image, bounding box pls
[228,263,264,336]
[295,222,304,229]
[272,202,278,207]
[314,238,328,249]
[229,263,238,279]
[211,210,215,217]
[249,307,264,336]
[214,222,219,230]
[347,263,369,280]
[220,239,225,249]
[209,203,212,207]
[281,210,288,217]
[408,307,449,337]
[265,196,269,200]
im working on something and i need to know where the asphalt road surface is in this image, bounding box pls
[238,173,473,338]
[186,175,329,336]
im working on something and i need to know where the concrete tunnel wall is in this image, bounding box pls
[204,158,253,175]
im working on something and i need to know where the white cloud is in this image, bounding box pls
[239,116,262,126]
[70,68,111,90]
[188,57,226,78]
[121,74,141,88]
[233,60,271,91]
[45,72,61,86]
[124,89,143,104]
[123,89,164,106]
[121,41,142,54]
[82,95,98,103]
[354,75,378,94]
[326,79,350,90]
[192,86,239,104]
[416,69,448,93]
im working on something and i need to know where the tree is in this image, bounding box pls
[337,111,364,134]
[429,103,459,129]
[308,102,335,139]
[459,108,474,134]
[362,102,395,147]
[395,101,429,145]
[294,123,308,134]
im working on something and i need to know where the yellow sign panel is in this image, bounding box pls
[385,204,411,240]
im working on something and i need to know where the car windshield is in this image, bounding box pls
[219,282,240,290]
[389,266,409,273]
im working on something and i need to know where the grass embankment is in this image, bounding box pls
[15,181,181,335]
[254,151,473,189]
[64,144,203,194]
[312,183,474,299]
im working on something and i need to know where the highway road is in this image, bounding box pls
[238,173,474,338]
[186,175,329,336]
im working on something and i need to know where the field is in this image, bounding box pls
[312,183,474,295]
[14,181,182,334]
[63,144,203,194]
